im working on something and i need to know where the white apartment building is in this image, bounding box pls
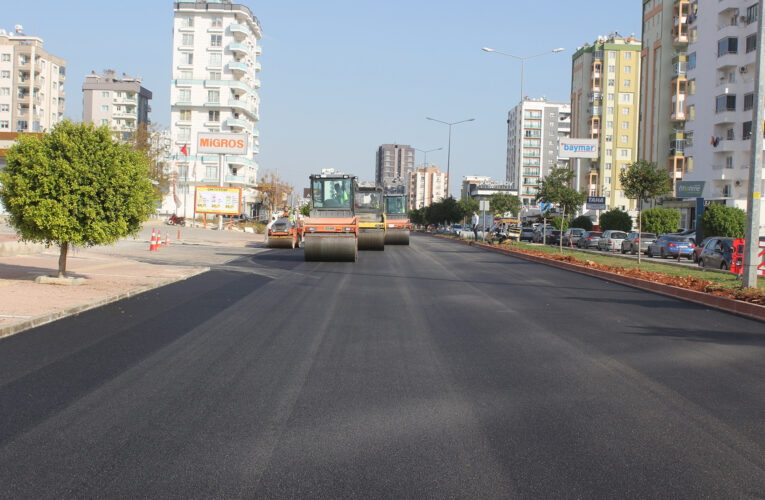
[83,70,152,142]
[408,165,447,209]
[0,26,66,133]
[167,0,262,217]
[506,97,571,207]
[683,0,765,229]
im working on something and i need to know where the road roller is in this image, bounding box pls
[355,184,386,251]
[383,194,410,245]
[266,214,302,249]
[303,173,359,262]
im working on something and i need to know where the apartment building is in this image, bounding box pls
[167,0,262,217]
[0,26,66,134]
[408,165,447,209]
[375,144,415,194]
[571,34,642,217]
[83,70,152,142]
[506,97,571,207]
[461,175,491,200]
[681,0,765,229]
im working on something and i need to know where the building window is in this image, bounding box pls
[606,148,613,156]
[179,70,193,79]
[605,134,613,142]
[607,121,614,129]
[17,120,27,130]
[101,91,109,98]
[608,65,615,73]
[607,106,614,115]
[179,109,191,121]
[177,127,191,141]
[101,119,109,126]
[207,90,220,103]
[621,135,628,143]
[0,88,9,96]
[624,79,631,87]
[178,89,191,102]
[621,121,629,129]
[210,35,222,47]
[744,92,755,111]
[608,93,615,102]
[0,120,8,129]
[624,66,632,74]
[747,3,759,23]
[209,71,221,80]
[715,94,736,112]
[621,107,630,115]
[0,54,9,62]
[205,166,218,179]
[181,52,193,65]
[0,71,8,79]
[690,27,698,43]
[212,16,223,28]
[605,177,611,184]
[209,53,222,66]
[688,53,696,69]
[624,51,632,60]
[182,33,194,46]
[688,105,695,120]
[717,37,738,57]
[101,105,108,112]
[746,34,757,53]
[689,79,696,95]
[620,149,630,158]
[608,79,615,87]
[0,104,8,112]
[743,121,753,139]
[181,16,193,28]
[208,110,220,122]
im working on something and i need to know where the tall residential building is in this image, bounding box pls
[168,0,262,217]
[0,26,66,133]
[638,0,691,195]
[408,165,447,209]
[570,34,642,216]
[375,144,415,194]
[506,97,571,207]
[680,0,765,230]
[83,70,152,142]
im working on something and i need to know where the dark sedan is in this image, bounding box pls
[698,237,734,270]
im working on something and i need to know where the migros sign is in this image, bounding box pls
[197,132,249,155]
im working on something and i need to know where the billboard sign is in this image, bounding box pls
[586,196,607,210]
[196,132,248,155]
[195,186,242,215]
[558,138,599,159]
[676,180,706,198]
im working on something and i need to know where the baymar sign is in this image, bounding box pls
[197,132,249,155]
[195,186,242,215]
[558,138,599,159]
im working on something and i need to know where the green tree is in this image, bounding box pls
[598,209,633,232]
[619,160,672,263]
[130,123,171,202]
[300,204,311,217]
[488,193,521,218]
[640,207,681,235]
[536,166,586,253]
[701,203,746,238]
[550,217,570,231]
[0,121,154,278]
[458,197,479,224]
[570,215,594,231]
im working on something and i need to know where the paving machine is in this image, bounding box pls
[266,212,302,249]
[303,173,359,261]
[383,194,410,245]
[356,184,386,250]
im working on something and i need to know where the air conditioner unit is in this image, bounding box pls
[740,66,748,73]
[740,15,749,23]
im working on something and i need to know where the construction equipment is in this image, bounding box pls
[356,184,386,250]
[303,173,358,261]
[383,194,410,245]
[267,212,302,249]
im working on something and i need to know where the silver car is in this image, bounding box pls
[597,230,629,252]
[621,232,657,255]
[561,228,586,247]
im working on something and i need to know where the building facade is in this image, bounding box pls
[408,165,447,209]
[375,144,415,194]
[0,26,66,134]
[83,70,152,142]
[571,34,642,217]
[506,97,571,207]
[167,0,262,217]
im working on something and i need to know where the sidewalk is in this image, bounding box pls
[0,248,207,339]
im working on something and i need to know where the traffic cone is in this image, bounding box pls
[165,232,170,247]
[177,228,181,240]
[150,228,156,251]
[156,229,162,249]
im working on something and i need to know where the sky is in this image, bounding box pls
[4,0,642,196]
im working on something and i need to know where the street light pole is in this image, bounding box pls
[425,117,475,197]
[414,146,443,168]
[481,46,565,104]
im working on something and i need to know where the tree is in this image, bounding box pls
[300,204,311,217]
[458,197,478,224]
[640,207,681,235]
[257,170,294,215]
[129,123,172,202]
[0,121,154,278]
[701,203,746,238]
[598,209,633,232]
[488,193,521,218]
[551,217,569,231]
[619,160,672,264]
[571,215,594,231]
[536,166,586,253]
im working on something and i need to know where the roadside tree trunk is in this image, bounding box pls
[58,241,69,278]
[559,206,566,254]
[637,199,642,266]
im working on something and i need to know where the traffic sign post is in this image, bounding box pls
[540,203,551,245]
[479,200,490,241]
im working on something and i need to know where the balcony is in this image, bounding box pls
[672,60,687,77]
[592,50,604,60]
[254,61,261,72]
[227,61,249,75]
[669,138,686,156]
[229,24,251,39]
[254,44,262,56]
[227,155,258,168]
[252,78,261,89]
[252,128,259,137]
[225,117,249,129]
[588,106,602,116]
[588,92,603,103]
[226,174,247,184]
[228,43,250,58]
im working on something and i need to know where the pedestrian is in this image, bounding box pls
[472,211,479,241]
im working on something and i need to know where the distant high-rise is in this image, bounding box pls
[0,26,66,133]
[408,165,447,210]
[83,70,152,142]
[376,144,415,193]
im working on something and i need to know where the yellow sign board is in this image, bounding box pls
[194,186,241,215]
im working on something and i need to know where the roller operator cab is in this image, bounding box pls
[383,194,410,245]
[266,213,302,249]
[303,174,359,262]
[355,185,386,250]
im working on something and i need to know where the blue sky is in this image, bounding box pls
[4,1,641,195]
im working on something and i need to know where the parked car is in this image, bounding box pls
[647,235,695,259]
[520,227,535,242]
[698,237,734,270]
[561,228,586,247]
[548,230,562,245]
[533,225,555,243]
[577,231,603,249]
[692,236,713,263]
[597,230,629,252]
[621,232,657,255]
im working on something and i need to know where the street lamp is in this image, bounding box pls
[414,147,443,168]
[481,46,564,104]
[425,117,475,197]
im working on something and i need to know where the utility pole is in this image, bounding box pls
[743,0,765,287]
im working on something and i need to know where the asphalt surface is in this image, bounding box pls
[1,234,764,498]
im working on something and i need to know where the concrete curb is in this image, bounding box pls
[424,233,765,323]
[0,267,210,340]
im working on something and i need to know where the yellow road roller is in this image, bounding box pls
[303,173,359,262]
[383,194,410,245]
[355,184,386,251]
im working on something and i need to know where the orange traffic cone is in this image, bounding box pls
[177,228,181,240]
[165,232,170,246]
[156,229,162,249]
[150,228,157,251]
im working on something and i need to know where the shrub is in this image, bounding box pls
[570,215,594,231]
[640,207,681,235]
[550,216,569,231]
[701,203,746,238]
[598,209,633,232]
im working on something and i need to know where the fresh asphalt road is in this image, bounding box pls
[1,234,764,498]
